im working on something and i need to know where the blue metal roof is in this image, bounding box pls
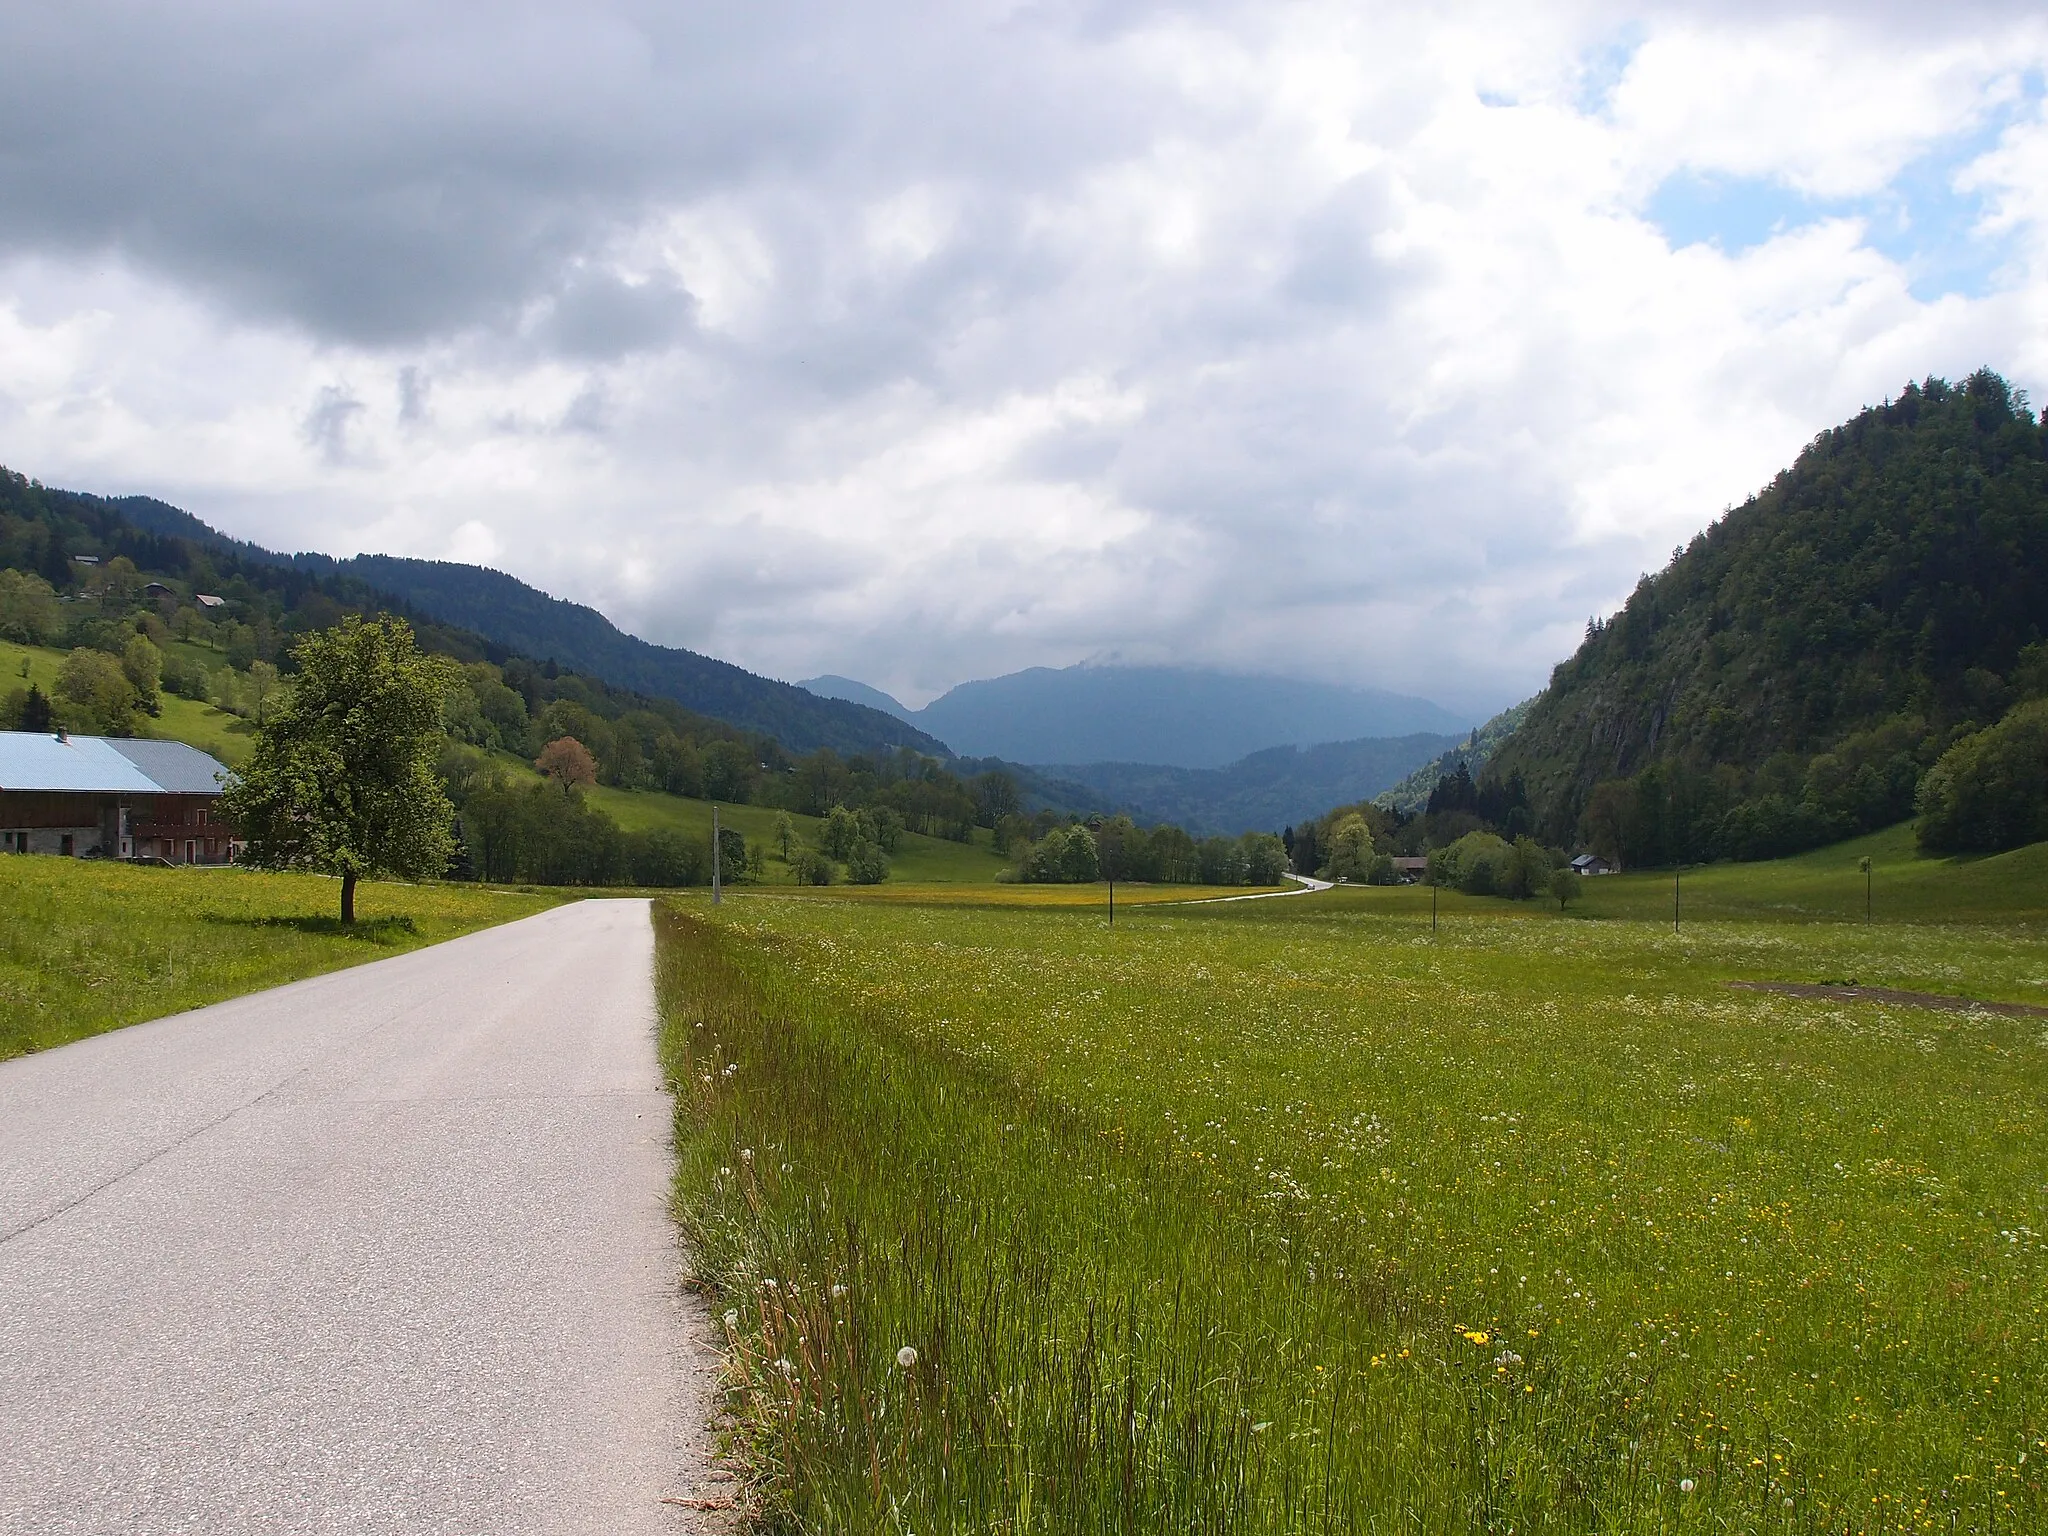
[0,732,228,795]
[104,739,231,794]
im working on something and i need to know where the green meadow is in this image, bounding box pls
[0,857,560,1061]
[657,863,2048,1535]
[586,782,1011,884]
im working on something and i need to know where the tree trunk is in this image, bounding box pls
[341,870,357,925]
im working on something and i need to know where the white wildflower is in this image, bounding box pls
[897,1345,919,1369]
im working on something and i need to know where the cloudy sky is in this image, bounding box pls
[2,2,2045,715]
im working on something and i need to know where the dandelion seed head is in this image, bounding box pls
[897,1345,919,1369]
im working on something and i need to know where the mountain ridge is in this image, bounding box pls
[806,663,1471,769]
[103,499,942,758]
[1487,370,2048,864]
[1045,732,1462,837]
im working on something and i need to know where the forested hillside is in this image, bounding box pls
[335,555,944,758]
[1374,699,1532,815]
[105,495,938,758]
[1488,371,2048,864]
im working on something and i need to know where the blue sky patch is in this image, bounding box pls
[1642,86,2039,303]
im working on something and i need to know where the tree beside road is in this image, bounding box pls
[222,616,456,923]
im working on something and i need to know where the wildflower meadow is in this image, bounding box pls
[658,887,2048,1533]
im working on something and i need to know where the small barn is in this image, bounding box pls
[1569,853,1614,876]
[0,732,236,864]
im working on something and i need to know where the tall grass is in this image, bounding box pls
[656,895,2048,1532]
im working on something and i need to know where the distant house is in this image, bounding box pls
[70,554,101,567]
[1569,853,1614,876]
[143,581,175,599]
[1390,856,1430,883]
[195,593,227,609]
[0,732,237,864]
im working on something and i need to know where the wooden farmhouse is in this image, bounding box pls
[0,732,236,864]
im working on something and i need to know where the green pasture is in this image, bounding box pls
[0,857,561,1061]
[1575,822,2048,925]
[1,637,255,763]
[657,870,2048,1534]
[586,781,1011,884]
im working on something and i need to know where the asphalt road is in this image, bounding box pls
[0,898,727,1535]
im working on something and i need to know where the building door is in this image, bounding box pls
[185,840,196,865]
[60,834,74,856]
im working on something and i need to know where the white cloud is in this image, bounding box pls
[0,1,2045,718]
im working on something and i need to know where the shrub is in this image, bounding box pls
[1021,825,1099,883]
[0,570,62,644]
[1430,830,1556,898]
[1916,700,2048,853]
[846,839,889,885]
[54,647,140,735]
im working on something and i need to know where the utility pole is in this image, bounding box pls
[1860,855,1872,925]
[1673,865,1680,935]
[1430,876,1438,935]
[712,805,722,907]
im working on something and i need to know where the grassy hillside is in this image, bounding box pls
[585,782,1010,883]
[1574,821,2048,926]
[1489,371,2048,857]
[3,637,256,763]
[658,884,2048,1532]
[0,857,560,1060]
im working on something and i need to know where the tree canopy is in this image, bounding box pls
[221,616,456,921]
[1486,372,2048,862]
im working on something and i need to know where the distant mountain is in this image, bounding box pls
[1488,370,2048,863]
[819,664,1469,769]
[1048,732,1462,836]
[798,675,914,721]
[107,495,943,759]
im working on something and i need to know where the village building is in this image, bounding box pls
[1569,853,1614,876]
[0,732,237,864]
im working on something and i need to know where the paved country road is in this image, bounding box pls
[0,899,728,1535]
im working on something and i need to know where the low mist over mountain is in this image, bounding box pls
[803,665,1469,769]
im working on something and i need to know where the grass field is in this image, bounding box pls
[1574,823,2048,926]
[586,782,1011,884]
[656,875,2048,1534]
[0,857,561,1061]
